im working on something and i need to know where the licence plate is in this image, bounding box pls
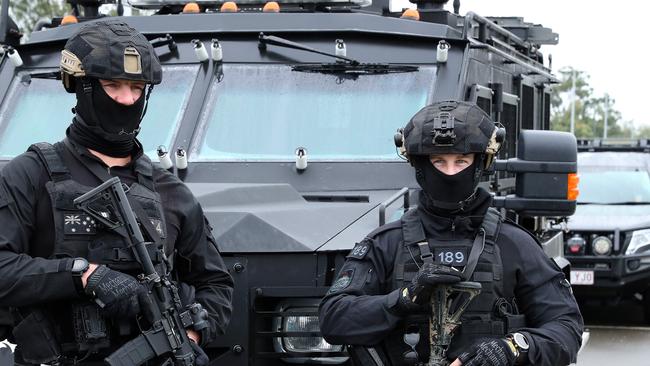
[570,270,594,285]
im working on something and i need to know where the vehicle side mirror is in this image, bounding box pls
[492,130,578,217]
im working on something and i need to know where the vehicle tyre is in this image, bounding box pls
[643,290,650,324]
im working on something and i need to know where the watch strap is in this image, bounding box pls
[71,258,89,295]
[504,337,519,359]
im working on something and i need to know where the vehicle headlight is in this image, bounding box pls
[283,313,340,352]
[626,229,650,255]
[566,234,586,254]
[273,304,348,364]
[592,236,612,256]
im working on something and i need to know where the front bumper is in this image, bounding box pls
[209,255,350,366]
[567,253,650,297]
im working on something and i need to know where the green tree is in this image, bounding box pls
[637,125,650,139]
[551,67,633,139]
[10,0,68,36]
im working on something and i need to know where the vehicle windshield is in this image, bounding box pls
[191,64,435,161]
[578,171,650,204]
[0,65,198,159]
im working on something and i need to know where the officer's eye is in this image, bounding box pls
[131,83,145,91]
[455,159,469,165]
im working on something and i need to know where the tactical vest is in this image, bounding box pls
[12,141,170,364]
[383,208,526,366]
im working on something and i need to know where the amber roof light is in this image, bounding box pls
[221,1,239,12]
[183,2,201,13]
[61,15,78,25]
[400,9,420,21]
[263,1,280,12]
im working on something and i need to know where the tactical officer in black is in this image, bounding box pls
[0,20,233,365]
[319,101,583,366]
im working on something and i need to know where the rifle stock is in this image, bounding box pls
[428,281,482,366]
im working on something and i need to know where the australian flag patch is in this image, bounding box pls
[63,212,97,235]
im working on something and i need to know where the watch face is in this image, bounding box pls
[513,333,529,350]
[72,258,89,273]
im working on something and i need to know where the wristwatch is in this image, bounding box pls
[71,257,90,294]
[506,332,530,365]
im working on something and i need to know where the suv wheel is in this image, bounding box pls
[643,290,650,324]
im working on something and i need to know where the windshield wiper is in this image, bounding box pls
[258,33,419,75]
[292,63,419,75]
[259,33,360,65]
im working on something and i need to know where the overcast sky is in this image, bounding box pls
[394,0,648,128]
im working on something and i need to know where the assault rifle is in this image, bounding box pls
[427,282,481,366]
[74,177,208,366]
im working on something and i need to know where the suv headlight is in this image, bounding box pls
[592,236,612,256]
[626,229,650,255]
[273,302,348,364]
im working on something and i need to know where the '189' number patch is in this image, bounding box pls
[434,247,468,266]
[347,242,369,260]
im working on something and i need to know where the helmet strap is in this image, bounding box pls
[139,84,154,122]
[79,77,102,128]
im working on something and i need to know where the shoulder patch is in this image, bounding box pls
[347,242,370,260]
[327,268,355,294]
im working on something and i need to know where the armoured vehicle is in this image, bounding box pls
[0,0,578,364]
[566,139,650,321]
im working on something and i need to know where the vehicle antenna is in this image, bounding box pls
[0,0,8,44]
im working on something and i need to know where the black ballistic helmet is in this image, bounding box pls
[395,100,505,211]
[60,19,162,92]
[397,100,504,169]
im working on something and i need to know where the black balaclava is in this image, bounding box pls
[414,155,484,213]
[68,78,149,158]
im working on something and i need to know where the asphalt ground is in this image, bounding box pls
[576,297,650,365]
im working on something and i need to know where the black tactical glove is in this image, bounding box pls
[395,263,463,314]
[190,341,209,366]
[457,339,516,366]
[84,265,149,319]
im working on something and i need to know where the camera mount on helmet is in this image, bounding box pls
[431,111,455,146]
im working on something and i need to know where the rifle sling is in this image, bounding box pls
[462,229,485,280]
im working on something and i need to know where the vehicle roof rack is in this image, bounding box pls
[486,17,559,46]
[577,138,650,152]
